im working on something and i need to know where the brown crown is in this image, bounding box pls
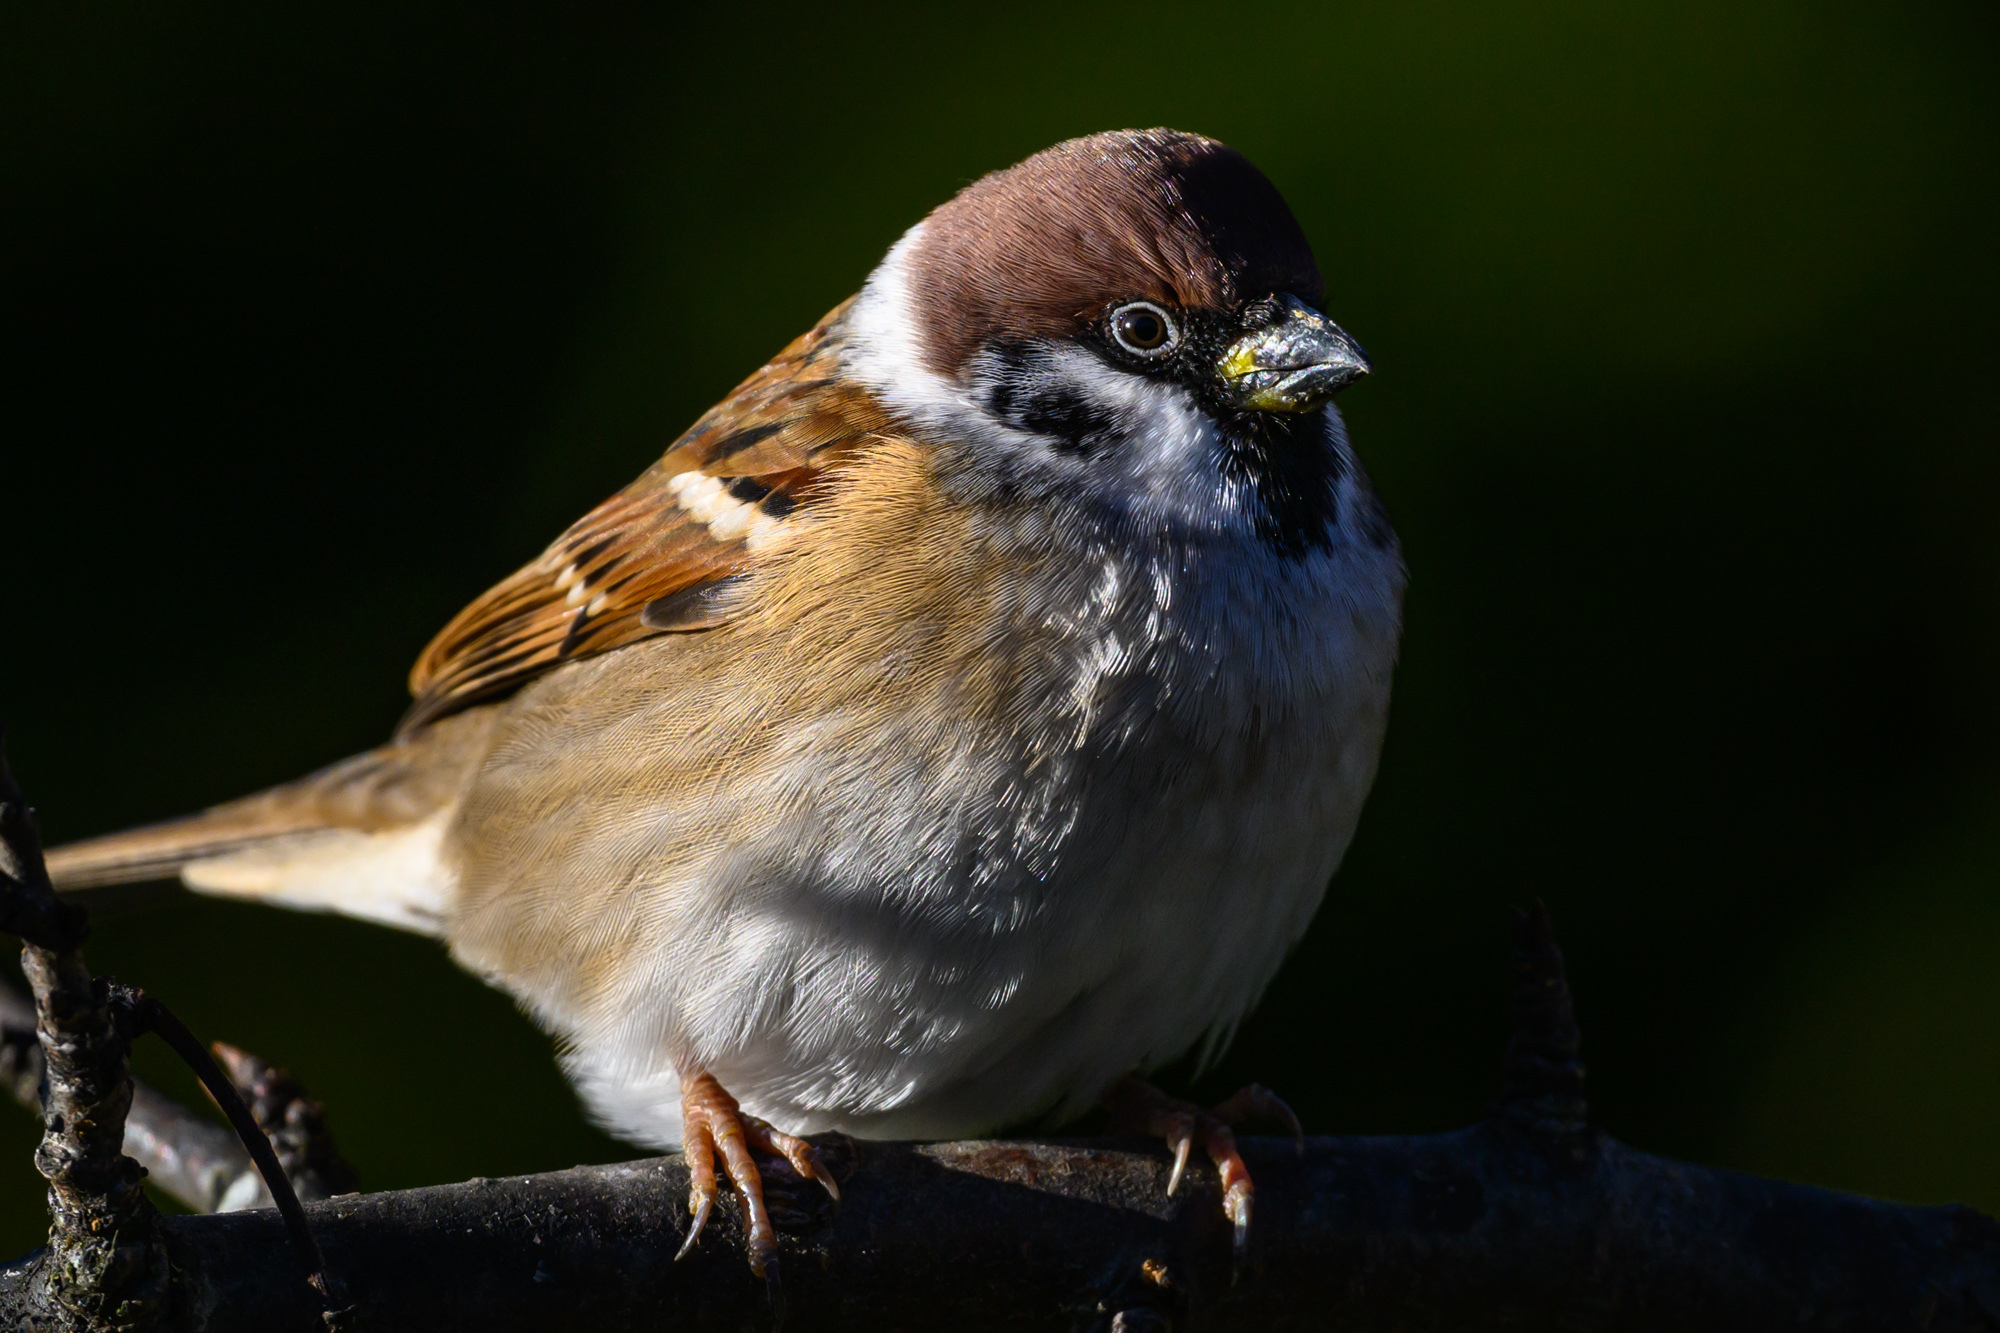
[905,129,1323,375]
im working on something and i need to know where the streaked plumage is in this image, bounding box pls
[48,129,1404,1271]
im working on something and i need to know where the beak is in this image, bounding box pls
[1217,294,1372,413]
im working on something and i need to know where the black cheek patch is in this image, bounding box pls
[983,339,1122,455]
[1017,389,1119,455]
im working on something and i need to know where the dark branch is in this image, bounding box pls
[0,743,342,1329]
[6,927,1998,1331]
[1,742,170,1331]
[2,985,272,1216]
[4,1129,1993,1333]
[3,986,356,1215]
[210,1042,358,1201]
[113,988,346,1318]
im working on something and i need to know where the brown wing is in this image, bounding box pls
[400,298,889,734]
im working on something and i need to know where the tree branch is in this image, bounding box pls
[0,742,344,1330]
[1,986,272,1216]
[2,986,357,1217]
[3,1127,1990,1332]
[208,1043,358,1203]
[0,742,169,1331]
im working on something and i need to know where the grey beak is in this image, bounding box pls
[1217,294,1371,413]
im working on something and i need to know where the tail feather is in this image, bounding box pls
[43,803,331,891]
[45,708,496,935]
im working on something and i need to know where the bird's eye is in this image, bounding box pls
[1110,301,1178,356]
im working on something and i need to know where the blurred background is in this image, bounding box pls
[2,2,1995,1253]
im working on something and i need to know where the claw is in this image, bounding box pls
[1225,1181,1252,1275]
[676,1106,719,1262]
[676,1188,712,1261]
[677,1070,824,1278]
[803,1157,840,1205]
[744,1119,841,1206]
[1164,1123,1193,1196]
[763,1257,785,1323]
[1270,1098,1305,1154]
[1102,1074,1295,1269]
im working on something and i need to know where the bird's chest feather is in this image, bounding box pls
[445,443,1402,1139]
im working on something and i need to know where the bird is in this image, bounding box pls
[47,128,1405,1276]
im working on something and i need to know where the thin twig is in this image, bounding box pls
[113,988,345,1318]
[0,736,86,958]
[1,984,270,1215]
[1495,899,1590,1139]
[210,1042,358,1201]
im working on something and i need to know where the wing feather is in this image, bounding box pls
[400,298,888,733]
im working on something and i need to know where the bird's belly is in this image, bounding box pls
[477,667,1386,1149]
[771,743,1372,1142]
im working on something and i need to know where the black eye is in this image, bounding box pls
[1110,301,1178,356]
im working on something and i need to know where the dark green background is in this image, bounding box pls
[3,3,1996,1255]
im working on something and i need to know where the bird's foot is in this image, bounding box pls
[676,1070,840,1277]
[1102,1076,1304,1267]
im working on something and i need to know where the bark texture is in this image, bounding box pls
[4,1129,1992,1332]
[1,750,169,1332]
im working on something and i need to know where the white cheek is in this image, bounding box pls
[843,223,969,432]
[992,347,1260,531]
[1042,350,1223,494]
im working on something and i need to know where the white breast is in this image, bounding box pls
[539,493,1403,1148]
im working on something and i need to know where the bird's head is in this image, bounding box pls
[843,129,1371,556]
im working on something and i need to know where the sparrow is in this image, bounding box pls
[47,129,1404,1275]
